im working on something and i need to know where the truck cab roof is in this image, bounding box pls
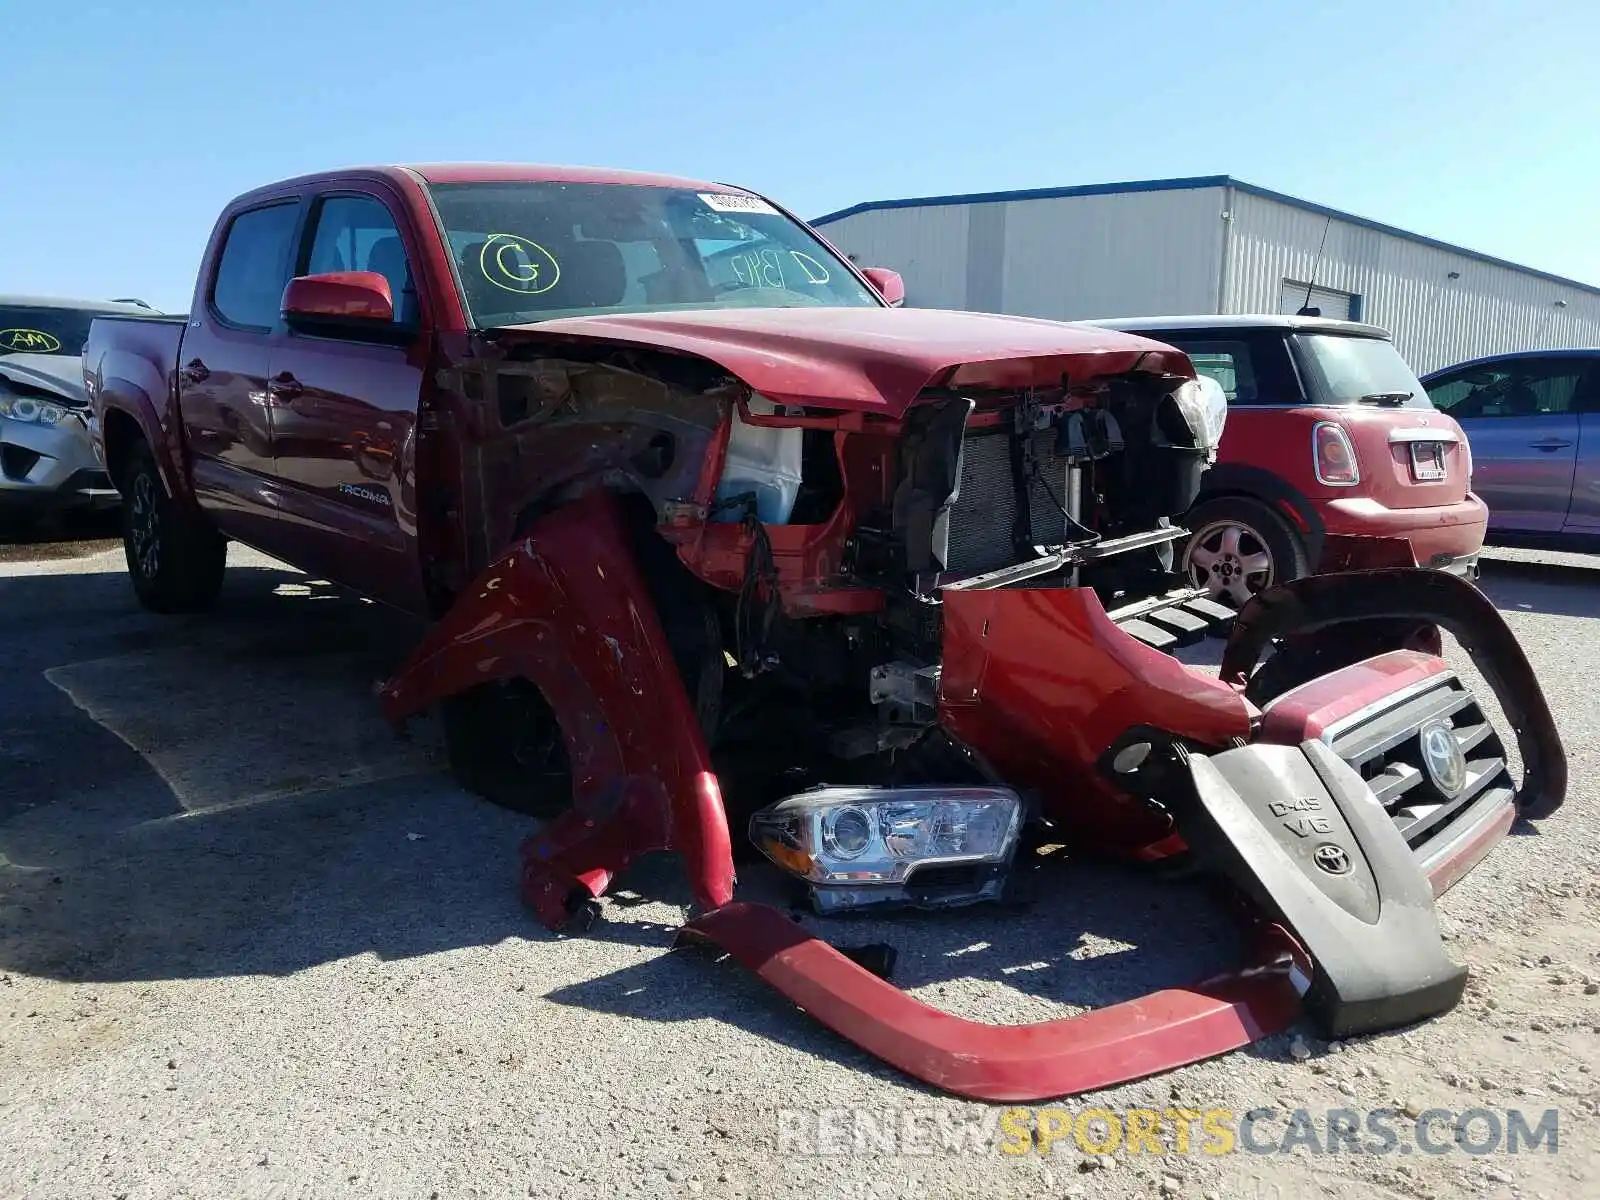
[225,162,750,203]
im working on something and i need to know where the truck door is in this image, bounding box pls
[180,199,302,550]
[266,190,428,612]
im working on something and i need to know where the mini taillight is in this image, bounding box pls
[1313,421,1359,486]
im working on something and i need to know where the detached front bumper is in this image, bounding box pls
[683,570,1564,1102]
[0,414,118,511]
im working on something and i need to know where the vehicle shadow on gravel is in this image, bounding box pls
[1,554,1276,1090]
[0,558,551,987]
[1475,556,1600,619]
[0,508,122,561]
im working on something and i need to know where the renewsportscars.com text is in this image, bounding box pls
[776,1105,1560,1158]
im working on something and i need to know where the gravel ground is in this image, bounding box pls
[0,532,1597,1200]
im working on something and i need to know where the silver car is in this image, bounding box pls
[1420,349,1600,545]
[1,295,161,523]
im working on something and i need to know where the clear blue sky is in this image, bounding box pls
[6,0,1597,312]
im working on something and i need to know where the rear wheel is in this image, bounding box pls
[1181,496,1308,609]
[121,440,227,613]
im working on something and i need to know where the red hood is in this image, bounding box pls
[498,307,1192,416]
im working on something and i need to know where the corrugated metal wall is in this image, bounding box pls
[1000,188,1224,320]
[1225,189,1600,374]
[816,184,1600,376]
[812,205,971,309]
[816,188,1224,318]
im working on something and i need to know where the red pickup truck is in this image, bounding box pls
[84,163,1563,1102]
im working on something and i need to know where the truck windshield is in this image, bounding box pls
[0,306,115,357]
[425,181,882,327]
[1291,333,1433,409]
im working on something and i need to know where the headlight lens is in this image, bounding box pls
[749,785,1022,886]
[1168,376,1228,453]
[822,807,874,859]
[0,393,69,426]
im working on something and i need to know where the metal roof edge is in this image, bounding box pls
[812,175,1600,299]
[809,176,1231,225]
[1225,179,1600,299]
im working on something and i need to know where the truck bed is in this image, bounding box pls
[84,313,188,404]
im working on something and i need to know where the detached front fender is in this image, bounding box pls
[379,490,736,924]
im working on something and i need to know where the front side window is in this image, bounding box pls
[211,202,302,330]
[304,195,417,325]
[1292,333,1432,409]
[1427,359,1587,419]
[425,181,881,327]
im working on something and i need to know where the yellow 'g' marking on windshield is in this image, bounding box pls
[479,234,562,296]
[0,329,62,353]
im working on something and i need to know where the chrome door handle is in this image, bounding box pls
[1530,438,1573,451]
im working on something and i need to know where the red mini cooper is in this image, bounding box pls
[1089,314,1486,606]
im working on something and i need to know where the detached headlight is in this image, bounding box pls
[749,785,1022,913]
[0,393,70,426]
[1168,376,1228,454]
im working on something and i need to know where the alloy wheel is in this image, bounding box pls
[129,472,161,580]
[1184,519,1274,608]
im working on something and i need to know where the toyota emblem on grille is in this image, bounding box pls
[1419,719,1467,797]
[1313,843,1352,875]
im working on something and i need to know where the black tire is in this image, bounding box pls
[443,498,724,817]
[121,440,227,613]
[1180,495,1309,610]
[440,679,573,817]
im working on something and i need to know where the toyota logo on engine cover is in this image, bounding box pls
[1419,719,1467,797]
[1313,843,1352,875]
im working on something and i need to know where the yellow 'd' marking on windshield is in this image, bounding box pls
[479,233,561,295]
[0,328,62,353]
[789,251,831,284]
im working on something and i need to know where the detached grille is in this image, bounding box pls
[1323,673,1515,855]
[945,428,1076,576]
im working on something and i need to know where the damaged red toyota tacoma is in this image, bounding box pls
[84,164,1565,1102]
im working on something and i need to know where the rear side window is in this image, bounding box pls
[211,202,301,330]
[1141,332,1300,406]
[1165,339,1258,403]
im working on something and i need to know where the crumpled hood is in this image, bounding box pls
[497,306,1191,416]
[0,354,86,405]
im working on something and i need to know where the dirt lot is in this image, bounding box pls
[1,526,1596,1200]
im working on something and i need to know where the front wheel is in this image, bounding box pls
[1180,496,1309,609]
[121,441,227,613]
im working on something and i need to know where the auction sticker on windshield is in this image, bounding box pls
[700,192,779,215]
[0,329,62,354]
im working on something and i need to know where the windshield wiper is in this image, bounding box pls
[1358,391,1413,406]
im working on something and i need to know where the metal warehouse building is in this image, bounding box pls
[812,176,1600,375]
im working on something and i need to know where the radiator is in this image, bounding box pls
[943,427,1077,577]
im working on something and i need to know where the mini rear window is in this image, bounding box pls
[1292,333,1432,409]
